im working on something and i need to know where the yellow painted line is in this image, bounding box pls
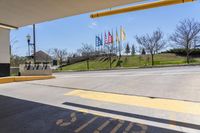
[110,120,124,133]
[74,116,98,133]
[94,119,113,133]
[65,90,200,115]
[0,76,55,84]
[123,123,133,133]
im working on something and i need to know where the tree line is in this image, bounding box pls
[124,18,200,65]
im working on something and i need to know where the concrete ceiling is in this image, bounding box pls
[0,0,143,27]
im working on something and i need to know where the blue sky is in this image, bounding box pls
[10,1,200,56]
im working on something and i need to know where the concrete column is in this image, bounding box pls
[0,28,10,77]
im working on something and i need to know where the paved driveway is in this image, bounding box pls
[0,66,200,133]
[32,66,200,102]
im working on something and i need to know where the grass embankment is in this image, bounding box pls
[61,54,200,71]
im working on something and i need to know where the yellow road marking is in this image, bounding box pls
[110,120,124,133]
[65,90,200,115]
[123,123,133,133]
[94,119,113,133]
[74,116,98,133]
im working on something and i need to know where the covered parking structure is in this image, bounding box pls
[0,1,200,132]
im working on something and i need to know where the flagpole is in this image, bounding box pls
[101,33,103,53]
[119,26,122,57]
[112,29,115,56]
[115,28,118,56]
[95,35,96,52]
[97,34,99,52]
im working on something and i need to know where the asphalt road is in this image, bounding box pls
[37,66,200,102]
[0,66,200,133]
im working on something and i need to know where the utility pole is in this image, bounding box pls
[33,24,36,64]
[26,24,36,64]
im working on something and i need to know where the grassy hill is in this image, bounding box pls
[60,54,200,71]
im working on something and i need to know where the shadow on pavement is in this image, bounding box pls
[0,95,181,133]
[63,102,200,131]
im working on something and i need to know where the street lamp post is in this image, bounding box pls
[26,34,31,56]
[26,24,36,64]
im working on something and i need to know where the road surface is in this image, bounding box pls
[0,66,200,133]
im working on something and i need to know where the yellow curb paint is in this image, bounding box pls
[14,76,55,82]
[0,77,14,84]
[65,90,200,115]
[0,76,55,84]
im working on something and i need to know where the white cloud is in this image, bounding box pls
[88,21,98,29]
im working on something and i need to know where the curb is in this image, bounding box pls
[54,64,200,73]
[0,76,55,84]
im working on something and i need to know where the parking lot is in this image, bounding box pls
[0,66,200,133]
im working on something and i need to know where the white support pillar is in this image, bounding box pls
[0,28,10,77]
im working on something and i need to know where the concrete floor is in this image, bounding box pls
[0,66,200,133]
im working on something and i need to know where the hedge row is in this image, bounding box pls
[162,48,200,57]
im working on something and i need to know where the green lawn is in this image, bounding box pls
[60,54,200,71]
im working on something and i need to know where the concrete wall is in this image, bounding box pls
[19,64,52,76]
[0,28,10,77]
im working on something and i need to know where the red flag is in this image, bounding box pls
[108,31,112,44]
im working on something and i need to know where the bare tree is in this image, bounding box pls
[136,29,166,65]
[51,48,68,69]
[44,49,53,63]
[77,43,94,57]
[77,43,94,70]
[10,55,27,67]
[170,19,200,64]
[10,36,18,56]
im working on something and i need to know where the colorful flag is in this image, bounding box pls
[95,35,101,47]
[111,29,114,45]
[116,29,120,44]
[100,33,103,46]
[104,32,108,45]
[95,35,98,47]
[120,26,126,41]
[108,31,112,44]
